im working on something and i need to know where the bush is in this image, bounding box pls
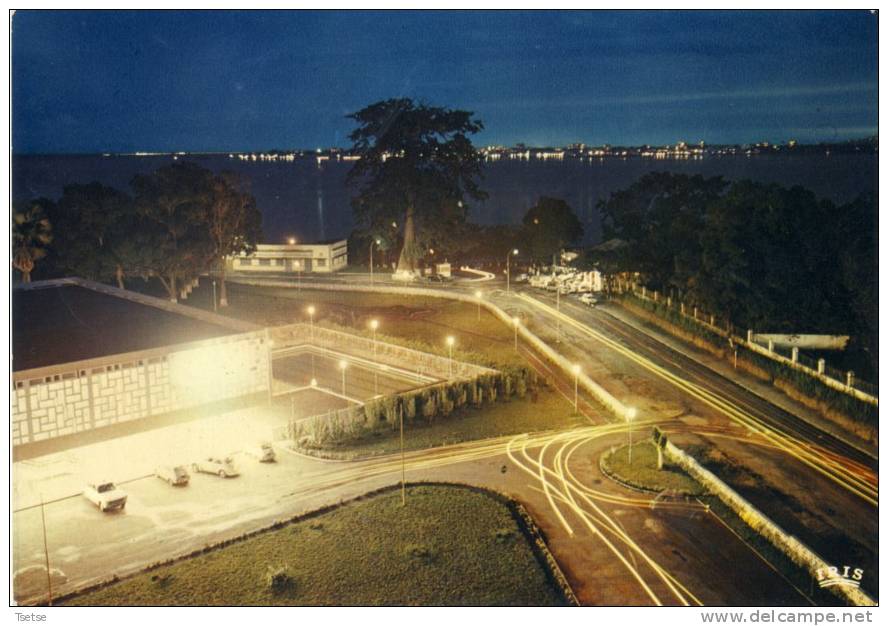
[404,543,437,564]
[265,565,296,595]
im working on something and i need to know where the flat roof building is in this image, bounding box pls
[229,239,348,274]
[11,278,270,450]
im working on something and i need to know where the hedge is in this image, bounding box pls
[291,368,537,448]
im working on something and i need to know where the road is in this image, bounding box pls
[492,286,878,598]
[11,273,876,605]
[224,271,878,598]
[12,424,811,607]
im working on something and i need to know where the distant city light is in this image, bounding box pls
[287,236,297,245]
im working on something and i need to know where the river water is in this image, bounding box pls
[12,153,877,245]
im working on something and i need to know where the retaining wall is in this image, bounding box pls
[660,436,876,607]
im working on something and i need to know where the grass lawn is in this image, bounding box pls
[216,284,524,367]
[63,485,568,606]
[305,386,588,458]
[195,285,590,456]
[600,441,705,496]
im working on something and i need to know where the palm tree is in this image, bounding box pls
[12,201,53,283]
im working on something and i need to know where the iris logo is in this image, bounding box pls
[815,565,864,589]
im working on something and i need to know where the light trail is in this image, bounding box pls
[517,293,878,506]
[506,423,706,606]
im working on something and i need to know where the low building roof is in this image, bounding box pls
[12,281,246,372]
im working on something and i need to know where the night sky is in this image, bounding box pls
[11,10,878,153]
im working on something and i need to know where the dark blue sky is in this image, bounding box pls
[12,10,878,153]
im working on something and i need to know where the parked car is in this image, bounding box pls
[244,442,276,463]
[155,464,190,486]
[514,273,529,283]
[83,482,128,512]
[579,293,598,306]
[192,456,239,478]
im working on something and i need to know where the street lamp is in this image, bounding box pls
[512,316,520,352]
[506,248,519,293]
[306,305,316,339]
[446,335,455,378]
[572,364,581,413]
[370,319,379,394]
[339,359,348,396]
[626,407,637,465]
[307,305,316,377]
[370,238,381,285]
[287,236,297,245]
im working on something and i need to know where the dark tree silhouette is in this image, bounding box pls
[346,98,486,276]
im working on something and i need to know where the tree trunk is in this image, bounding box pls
[396,202,417,274]
[219,264,228,307]
[160,273,177,302]
[22,270,31,283]
[115,265,125,289]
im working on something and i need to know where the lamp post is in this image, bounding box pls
[446,336,455,378]
[339,359,348,396]
[512,317,520,352]
[306,305,315,340]
[506,248,519,293]
[626,407,637,465]
[212,279,217,313]
[556,284,561,340]
[572,364,581,413]
[370,319,379,394]
[400,404,406,506]
[475,290,482,321]
[370,238,381,285]
[307,305,316,378]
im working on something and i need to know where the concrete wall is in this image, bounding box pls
[629,288,877,406]
[752,333,850,351]
[12,331,270,447]
[661,437,876,607]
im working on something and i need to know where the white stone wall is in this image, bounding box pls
[12,332,269,447]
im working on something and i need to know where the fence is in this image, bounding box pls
[269,323,496,381]
[626,287,877,406]
[232,275,636,422]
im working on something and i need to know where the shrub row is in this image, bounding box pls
[291,369,537,448]
[621,292,877,433]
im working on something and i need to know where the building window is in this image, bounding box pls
[316,258,327,267]
[259,258,271,266]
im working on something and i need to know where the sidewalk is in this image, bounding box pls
[598,302,877,459]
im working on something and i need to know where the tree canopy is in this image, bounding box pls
[599,172,877,372]
[347,98,486,274]
[12,199,54,283]
[521,196,584,263]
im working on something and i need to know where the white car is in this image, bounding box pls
[579,293,598,306]
[244,442,276,463]
[83,482,128,512]
[192,456,240,478]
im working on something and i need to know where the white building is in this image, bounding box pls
[230,239,348,274]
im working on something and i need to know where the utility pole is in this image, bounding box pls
[41,495,52,606]
[400,407,406,506]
